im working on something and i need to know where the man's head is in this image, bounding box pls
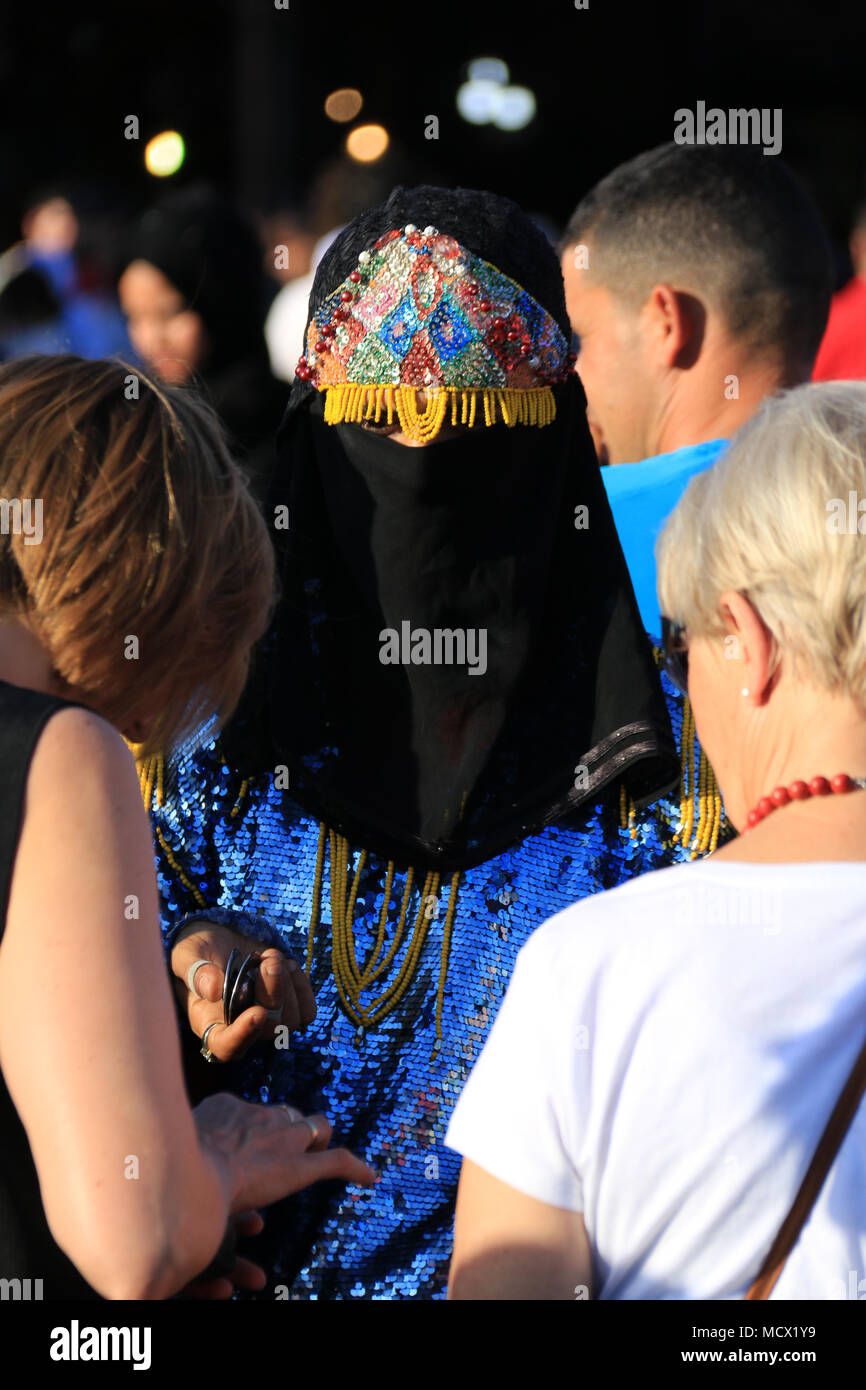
[561,143,833,464]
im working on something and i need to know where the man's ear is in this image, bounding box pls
[643,284,705,370]
[718,590,775,704]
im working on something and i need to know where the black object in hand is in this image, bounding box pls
[222,948,262,1025]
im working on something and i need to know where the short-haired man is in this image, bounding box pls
[562,143,833,639]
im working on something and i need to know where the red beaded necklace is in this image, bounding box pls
[746,773,866,830]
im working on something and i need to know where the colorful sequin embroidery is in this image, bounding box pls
[295,225,575,441]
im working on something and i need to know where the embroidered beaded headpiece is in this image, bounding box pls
[295,224,575,442]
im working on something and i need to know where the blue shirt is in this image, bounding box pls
[602,439,727,642]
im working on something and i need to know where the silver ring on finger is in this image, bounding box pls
[187,959,213,999]
[279,1103,304,1124]
[302,1116,322,1146]
[200,1021,223,1063]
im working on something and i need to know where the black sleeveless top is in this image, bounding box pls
[0,678,98,1298]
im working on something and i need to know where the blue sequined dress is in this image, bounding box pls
[150,674,728,1299]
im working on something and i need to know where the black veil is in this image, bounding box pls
[224,186,679,871]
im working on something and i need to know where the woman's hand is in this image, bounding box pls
[171,921,315,1061]
[184,1100,378,1297]
[177,1210,267,1300]
[194,1094,377,1214]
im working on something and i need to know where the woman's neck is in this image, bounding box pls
[714,791,866,863]
[0,617,57,695]
[714,684,866,863]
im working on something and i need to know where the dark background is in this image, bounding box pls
[1,0,865,267]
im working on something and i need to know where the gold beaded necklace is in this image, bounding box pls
[307,824,462,1048]
[136,670,722,1050]
[135,749,462,1046]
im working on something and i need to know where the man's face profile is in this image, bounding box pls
[562,244,653,466]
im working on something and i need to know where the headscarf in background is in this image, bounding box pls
[125,184,286,498]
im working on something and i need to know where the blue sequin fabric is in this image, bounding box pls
[152,676,729,1299]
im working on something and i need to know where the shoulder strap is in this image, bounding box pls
[745,1029,866,1300]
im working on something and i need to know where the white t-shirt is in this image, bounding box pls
[445,860,866,1300]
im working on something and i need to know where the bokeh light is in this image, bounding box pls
[346,123,389,162]
[467,56,509,85]
[144,130,186,177]
[492,86,537,131]
[457,69,537,132]
[457,58,536,133]
[457,80,501,125]
[325,88,363,123]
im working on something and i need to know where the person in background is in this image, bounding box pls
[261,201,316,291]
[561,144,833,640]
[119,184,287,502]
[0,355,373,1299]
[447,381,866,1300]
[265,154,420,382]
[0,250,61,361]
[813,199,866,382]
[0,189,131,362]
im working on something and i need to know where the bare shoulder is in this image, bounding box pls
[32,703,132,767]
[17,705,150,881]
[6,703,158,961]
[27,705,139,804]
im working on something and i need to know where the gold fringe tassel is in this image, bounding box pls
[322,384,557,442]
[134,750,208,910]
[131,754,462,1037]
[619,654,728,856]
[618,782,638,840]
[307,826,461,1047]
[671,699,724,856]
[132,751,462,1040]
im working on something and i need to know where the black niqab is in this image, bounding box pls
[227,185,679,870]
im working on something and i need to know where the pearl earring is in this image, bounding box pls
[741,688,750,697]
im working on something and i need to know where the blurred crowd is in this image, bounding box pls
[4,150,866,405]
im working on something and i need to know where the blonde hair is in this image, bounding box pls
[657,381,866,708]
[0,354,276,754]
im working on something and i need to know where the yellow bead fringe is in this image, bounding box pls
[134,750,208,910]
[132,749,462,1047]
[322,383,557,442]
[671,698,724,857]
[307,824,462,1049]
[620,653,726,857]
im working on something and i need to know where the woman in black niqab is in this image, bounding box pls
[227,184,680,870]
[151,186,715,1301]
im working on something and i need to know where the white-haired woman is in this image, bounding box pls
[445,381,866,1300]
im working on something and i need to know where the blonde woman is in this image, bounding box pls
[446,382,866,1299]
[0,355,373,1300]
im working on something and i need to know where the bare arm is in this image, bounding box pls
[448,1159,593,1300]
[0,707,232,1296]
[0,707,375,1298]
